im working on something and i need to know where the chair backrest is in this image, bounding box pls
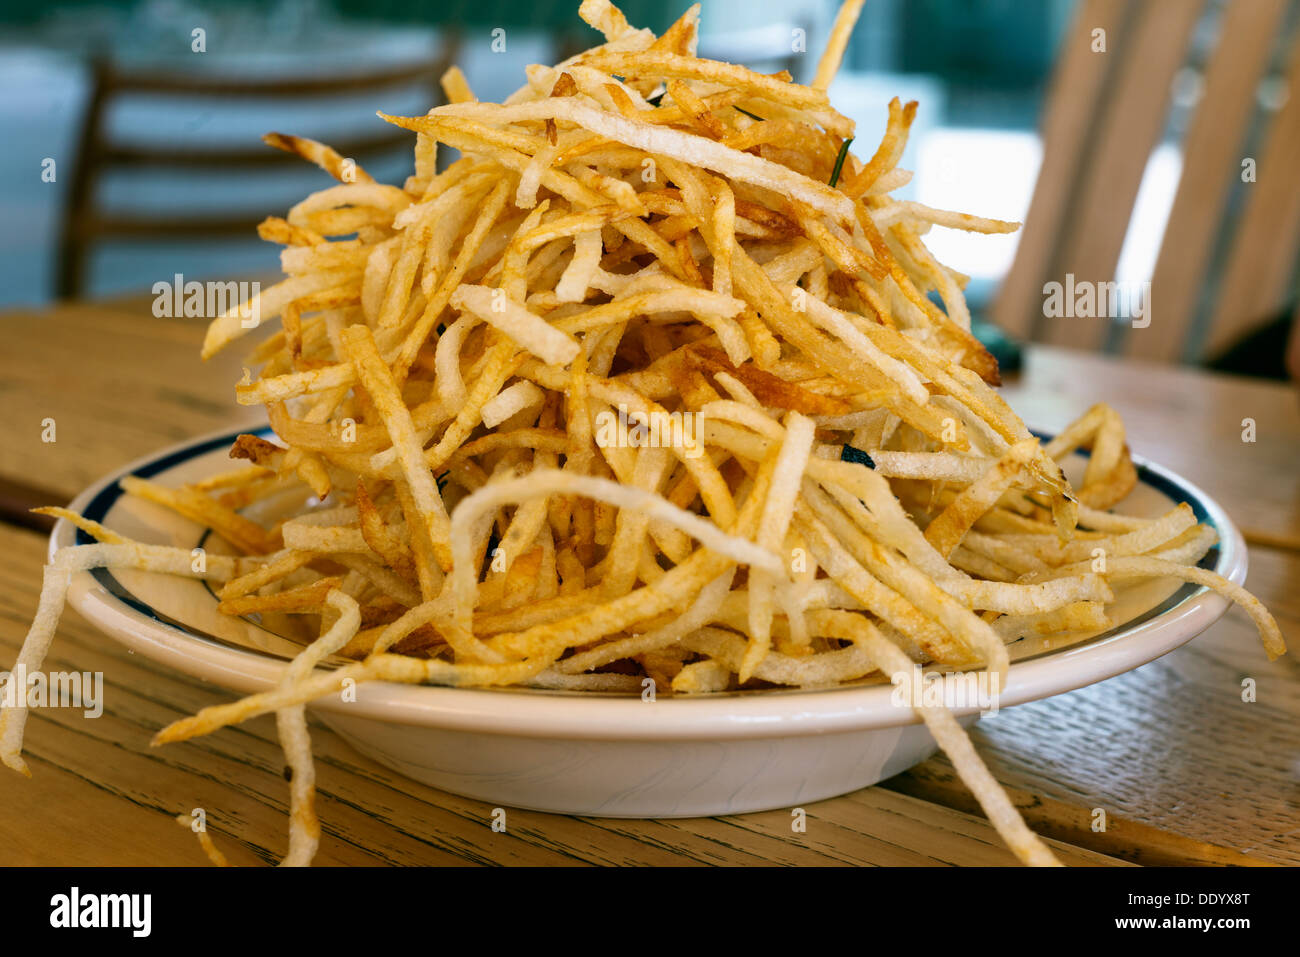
[992,0,1300,363]
[57,37,460,299]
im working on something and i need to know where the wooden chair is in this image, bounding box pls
[57,35,460,299]
[992,0,1300,364]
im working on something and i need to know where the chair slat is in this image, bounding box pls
[96,130,413,169]
[1202,24,1300,359]
[992,0,1128,340]
[1042,0,1204,352]
[56,33,462,299]
[100,61,442,98]
[1126,0,1289,362]
[73,215,267,239]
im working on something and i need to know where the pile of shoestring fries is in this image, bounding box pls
[1,0,1284,867]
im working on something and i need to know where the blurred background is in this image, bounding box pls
[1,0,1296,377]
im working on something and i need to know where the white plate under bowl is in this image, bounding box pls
[55,427,1246,818]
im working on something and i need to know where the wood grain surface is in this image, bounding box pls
[0,298,1295,866]
[888,556,1300,866]
[1001,345,1300,545]
[0,294,259,514]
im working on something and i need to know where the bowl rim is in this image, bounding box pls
[55,425,1245,741]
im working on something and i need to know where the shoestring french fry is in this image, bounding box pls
[3,0,1284,867]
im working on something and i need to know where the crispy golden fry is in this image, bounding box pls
[3,0,1283,872]
[263,132,375,184]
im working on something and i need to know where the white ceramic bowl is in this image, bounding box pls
[56,427,1246,817]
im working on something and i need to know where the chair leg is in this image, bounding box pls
[56,235,85,301]
[55,58,109,301]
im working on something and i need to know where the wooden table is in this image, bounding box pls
[0,295,1295,866]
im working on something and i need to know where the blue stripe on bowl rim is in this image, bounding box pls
[74,426,1224,674]
[77,428,281,649]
